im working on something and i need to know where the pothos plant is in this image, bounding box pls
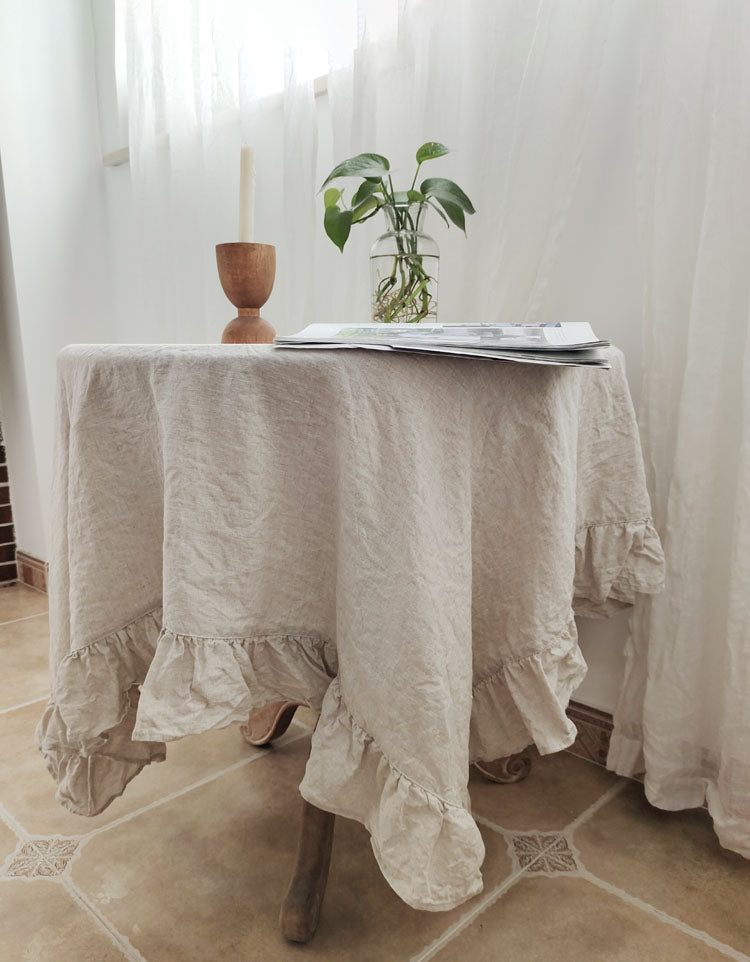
[321,142,476,322]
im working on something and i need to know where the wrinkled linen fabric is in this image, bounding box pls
[37,344,663,911]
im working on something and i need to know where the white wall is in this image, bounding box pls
[0,0,114,559]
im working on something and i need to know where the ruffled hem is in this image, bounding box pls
[573,519,665,618]
[51,608,164,740]
[132,627,337,741]
[299,679,485,913]
[37,608,338,816]
[470,619,587,762]
[35,689,166,817]
[36,608,166,816]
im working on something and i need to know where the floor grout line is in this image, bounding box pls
[0,800,82,896]
[410,827,569,962]
[0,728,306,962]
[0,800,78,878]
[561,774,749,957]
[472,812,513,837]
[409,866,526,961]
[0,800,29,842]
[579,870,750,962]
[564,778,629,833]
[0,609,48,628]
[412,775,644,961]
[2,685,746,962]
[56,728,308,960]
[0,731,313,962]
[0,694,49,715]
[470,774,626,842]
[60,874,150,962]
[80,727,312,842]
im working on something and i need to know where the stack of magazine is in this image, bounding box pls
[273,323,610,367]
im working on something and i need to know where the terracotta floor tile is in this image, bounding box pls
[574,780,750,954]
[0,615,50,710]
[0,700,273,836]
[0,582,48,623]
[0,878,127,961]
[470,747,620,832]
[0,818,19,862]
[71,736,513,962]
[433,876,732,962]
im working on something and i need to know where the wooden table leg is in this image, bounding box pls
[473,749,533,784]
[240,701,301,746]
[280,800,336,943]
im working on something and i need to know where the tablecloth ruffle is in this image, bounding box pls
[37,345,667,913]
[470,619,586,762]
[573,519,665,618]
[35,610,338,817]
[36,694,166,817]
[35,609,165,817]
[131,629,337,742]
[299,678,486,912]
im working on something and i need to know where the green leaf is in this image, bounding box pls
[320,152,390,190]
[420,177,476,214]
[324,188,343,209]
[352,180,383,206]
[354,207,382,225]
[392,190,411,205]
[407,190,426,203]
[434,196,466,233]
[416,141,450,164]
[425,198,450,228]
[324,206,353,252]
[351,196,380,223]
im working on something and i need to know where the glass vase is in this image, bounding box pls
[370,203,439,323]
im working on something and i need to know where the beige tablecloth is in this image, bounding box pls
[37,344,664,911]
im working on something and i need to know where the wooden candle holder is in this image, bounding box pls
[216,242,276,343]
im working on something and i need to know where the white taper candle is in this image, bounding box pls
[238,146,255,242]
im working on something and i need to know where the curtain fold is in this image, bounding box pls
[608,0,750,858]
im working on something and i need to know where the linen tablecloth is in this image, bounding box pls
[36,344,664,911]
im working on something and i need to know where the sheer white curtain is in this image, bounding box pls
[119,0,750,854]
[608,0,750,858]
[326,0,616,327]
[119,0,617,339]
[119,0,357,341]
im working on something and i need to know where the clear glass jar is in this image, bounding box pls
[370,203,439,323]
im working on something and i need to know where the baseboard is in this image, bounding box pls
[15,551,48,593]
[565,701,614,767]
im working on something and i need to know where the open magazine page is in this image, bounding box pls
[273,323,611,367]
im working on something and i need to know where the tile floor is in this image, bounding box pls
[1,581,749,962]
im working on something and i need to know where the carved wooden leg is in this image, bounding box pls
[473,749,533,784]
[280,800,336,943]
[240,701,301,746]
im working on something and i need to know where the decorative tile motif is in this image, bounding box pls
[5,837,79,878]
[511,833,578,874]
